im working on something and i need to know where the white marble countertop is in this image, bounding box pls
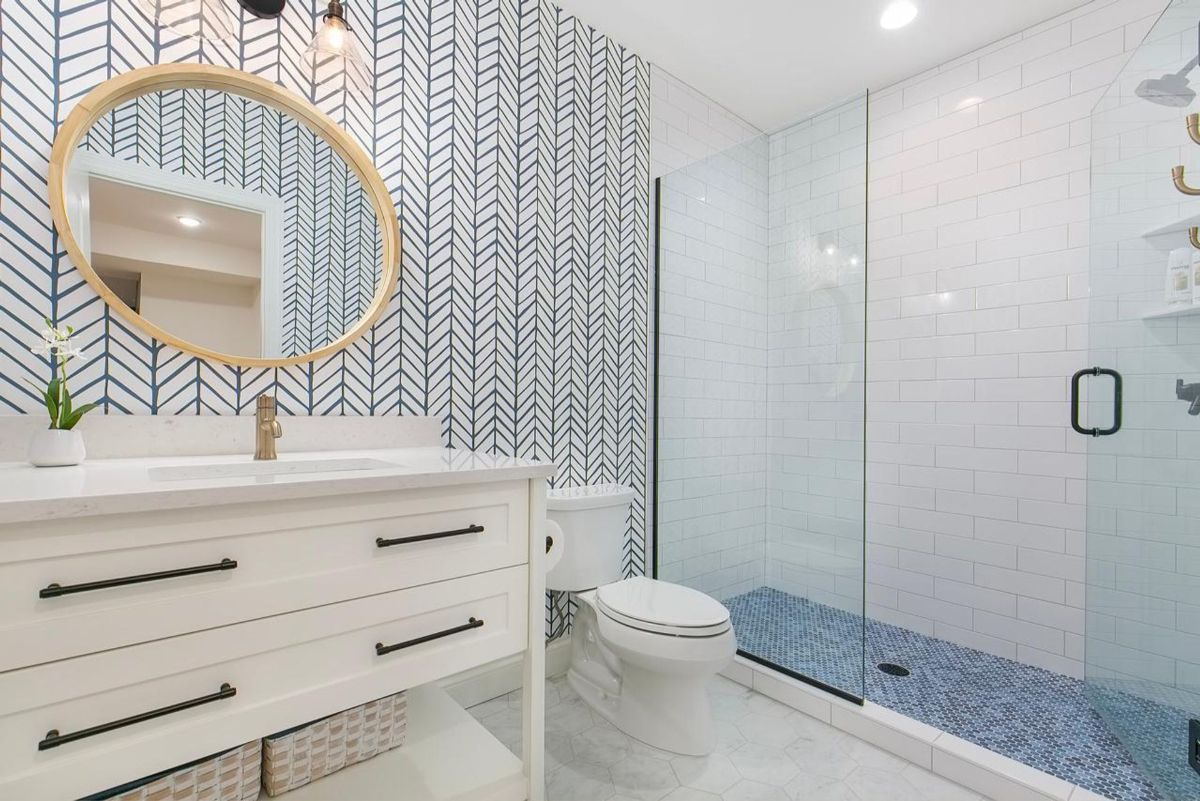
[0,447,556,525]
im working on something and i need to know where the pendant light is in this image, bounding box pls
[137,0,235,40]
[302,1,370,88]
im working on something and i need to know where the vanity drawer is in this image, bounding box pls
[0,565,529,801]
[0,481,530,671]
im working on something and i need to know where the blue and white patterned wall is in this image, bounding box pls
[0,1,651,591]
[81,87,382,357]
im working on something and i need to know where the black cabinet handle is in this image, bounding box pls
[375,617,484,656]
[38,683,236,751]
[376,524,483,549]
[39,558,238,599]
[1071,367,1122,437]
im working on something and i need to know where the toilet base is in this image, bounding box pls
[568,662,718,756]
[565,592,735,756]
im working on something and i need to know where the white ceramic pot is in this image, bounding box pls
[28,428,86,467]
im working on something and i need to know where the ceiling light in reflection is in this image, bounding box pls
[176,215,203,228]
[824,244,837,255]
[849,255,860,266]
[880,1,918,30]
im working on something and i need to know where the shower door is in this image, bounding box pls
[1086,2,1200,798]
[654,94,868,702]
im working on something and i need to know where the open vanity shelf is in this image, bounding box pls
[273,684,525,801]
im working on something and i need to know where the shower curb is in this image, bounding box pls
[721,656,1110,801]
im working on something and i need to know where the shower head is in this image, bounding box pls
[1137,68,1197,107]
[1137,21,1200,107]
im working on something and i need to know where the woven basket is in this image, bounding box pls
[261,691,407,797]
[83,740,261,801]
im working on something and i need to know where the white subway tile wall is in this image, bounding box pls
[865,0,1171,678]
[651,69,768,600]
[766,97,868,615]
[651,69,763,178]
[655,132,771,600]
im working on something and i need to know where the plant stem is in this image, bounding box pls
[57,354,68,429]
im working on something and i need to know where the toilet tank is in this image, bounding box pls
[545,484,635,592]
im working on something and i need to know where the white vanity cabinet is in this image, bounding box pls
[0,431,551,801]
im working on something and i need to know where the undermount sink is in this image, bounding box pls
[148,457,397,482]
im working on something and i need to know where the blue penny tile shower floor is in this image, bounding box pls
[726,587,1175,801]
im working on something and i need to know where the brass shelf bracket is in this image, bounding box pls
[1189,113,1200,146]
[1174,166,1200,196]
[1190,227,1200,249]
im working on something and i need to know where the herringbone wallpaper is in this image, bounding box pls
[0,1,651,609]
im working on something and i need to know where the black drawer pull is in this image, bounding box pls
[375,617,484,656]
[39,558,238,599]
[38,683,236,751]
[375,524,484,548]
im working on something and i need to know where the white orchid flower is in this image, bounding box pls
[29,341,54,356]
[57,342,84,360]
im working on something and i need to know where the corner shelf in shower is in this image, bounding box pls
[1142,305,1200,320]
[1141,212,1200,240]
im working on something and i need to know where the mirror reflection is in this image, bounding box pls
[67,87,384,360]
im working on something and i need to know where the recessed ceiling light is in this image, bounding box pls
[824,244,838,255]
[176,215,203,228]
[880,1,918,30]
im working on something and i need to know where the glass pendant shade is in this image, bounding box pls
[302,3,370,89]
[137,0,236,40]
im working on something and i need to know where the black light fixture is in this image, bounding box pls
[238,0,286,19]
[302,1,370,88]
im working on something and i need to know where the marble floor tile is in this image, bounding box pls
[472,677,990,801]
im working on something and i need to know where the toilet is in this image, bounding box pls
[546,484,736,756]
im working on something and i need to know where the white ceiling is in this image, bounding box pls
[553,0,1093,131]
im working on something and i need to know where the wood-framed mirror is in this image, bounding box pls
[48,63,401,368]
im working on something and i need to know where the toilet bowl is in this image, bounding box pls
[546,484,736,756]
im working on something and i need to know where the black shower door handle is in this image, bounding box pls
[1071,367,1122,437]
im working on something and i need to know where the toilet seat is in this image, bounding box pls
[596,577,731,637]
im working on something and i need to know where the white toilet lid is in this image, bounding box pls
[596,577,731,637]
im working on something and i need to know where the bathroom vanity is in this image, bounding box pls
[0,417,552,801]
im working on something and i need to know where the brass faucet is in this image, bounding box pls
[255,394,283,460]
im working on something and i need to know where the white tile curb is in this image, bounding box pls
[723,656,1111,801]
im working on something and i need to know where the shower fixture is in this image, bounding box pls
[1137,21,1200,106]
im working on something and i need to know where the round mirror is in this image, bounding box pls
[49,65,400,367]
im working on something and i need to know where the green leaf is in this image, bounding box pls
[60,386,73,425]
[42,390,58,429]
[45,377,61,427]
[62,403,98,431]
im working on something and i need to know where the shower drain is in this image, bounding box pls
[877,662,910,677]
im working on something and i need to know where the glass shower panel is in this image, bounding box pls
[1088,2,1200,798]
[655,134,772,608]
[656,93,868,701]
